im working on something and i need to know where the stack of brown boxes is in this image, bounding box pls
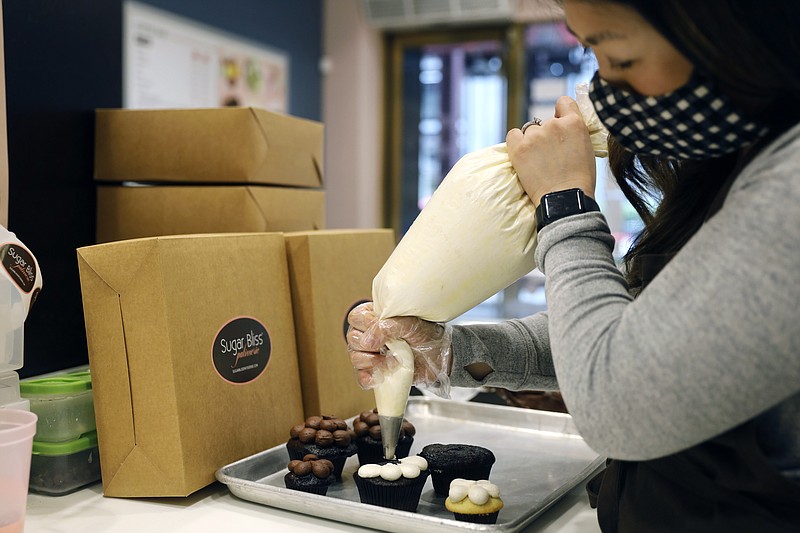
[93,107,325,242]
[80,108,399,498]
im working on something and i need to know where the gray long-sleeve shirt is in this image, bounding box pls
[449,123,800,483]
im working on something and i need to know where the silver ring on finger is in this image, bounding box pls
[521,117,543,133]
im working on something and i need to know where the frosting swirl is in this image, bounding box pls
[287,454,335,480]
[448,479,500,505]
[353,408,416,440]
[357,456,428,480]
[289,415,355,449]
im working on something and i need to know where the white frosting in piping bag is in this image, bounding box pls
[369,82,608,425]
[373,339,415,417]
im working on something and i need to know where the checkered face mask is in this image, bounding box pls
[589,70,768,159]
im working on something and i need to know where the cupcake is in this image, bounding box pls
[445,479,504,524]
[353,455,430,512]
[418,443,496,496]
[284,454,336,496]
[352,408,416,465]
[286,415,357,479]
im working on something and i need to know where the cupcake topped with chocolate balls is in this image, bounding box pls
[353,408,416,465]
[284,454,336,496]
[286,415,357,479]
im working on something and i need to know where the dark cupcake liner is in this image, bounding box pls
[286,441,307,462]
[327,456,349,480]
[353,470,429,512]
[452,511,500,524]
[355,436,413,465]
[429,464,494,496]
[283,472,334,496]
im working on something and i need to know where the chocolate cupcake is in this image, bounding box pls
[284,454,336,496]
[418,443,496,496]
[445,479,504,524]
[286,415,357,479]
[353,455,430,512]
[352,408,416,465]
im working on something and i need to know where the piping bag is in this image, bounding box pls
[370,84,608,460]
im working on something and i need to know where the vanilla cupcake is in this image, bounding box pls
[353,455,430,512]
[445,479,504,524]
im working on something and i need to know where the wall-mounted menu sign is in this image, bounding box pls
[124,1,289,111]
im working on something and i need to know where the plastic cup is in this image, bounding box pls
[0,409,37,533]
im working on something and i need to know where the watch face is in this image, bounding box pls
[544,191,581,220]
[537,188,598,231]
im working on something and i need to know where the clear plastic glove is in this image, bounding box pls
[346,301,453,399]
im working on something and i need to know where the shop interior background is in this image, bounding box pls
[4,0,637,378]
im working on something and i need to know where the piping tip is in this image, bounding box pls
[378,414,403,461]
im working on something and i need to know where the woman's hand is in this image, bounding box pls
[346,302,453,398]
[506,96,597,206]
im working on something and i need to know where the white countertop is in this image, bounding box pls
[26,480,601,533]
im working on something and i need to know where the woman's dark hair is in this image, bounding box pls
[595,1,800,288]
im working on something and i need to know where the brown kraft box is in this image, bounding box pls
[94,107,323,187]
[95,185,325,243]
[77,233,303,497]
[284,229,396,419]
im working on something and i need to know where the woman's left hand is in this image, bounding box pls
[506,96,597,206]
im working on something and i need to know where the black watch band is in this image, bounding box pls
[535,188,600,232]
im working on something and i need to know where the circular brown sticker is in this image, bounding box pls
[212,316,271,384]
[1,243,38,293]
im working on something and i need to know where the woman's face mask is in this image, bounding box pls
[589,70,768,160]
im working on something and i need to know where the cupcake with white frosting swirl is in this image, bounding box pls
[353,455,430,512]
[445,478,504,524]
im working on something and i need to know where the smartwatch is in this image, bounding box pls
[535,188,600,232]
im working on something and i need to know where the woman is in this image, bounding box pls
[347,1,800,530]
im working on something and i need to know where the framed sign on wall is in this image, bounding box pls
[124,1,289,111]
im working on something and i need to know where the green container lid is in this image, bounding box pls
[32,431,98,456]
[65,370,92,380]
[20,375,92,396]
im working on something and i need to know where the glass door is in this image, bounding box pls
[384,28,515,235]
[384,22,640,322]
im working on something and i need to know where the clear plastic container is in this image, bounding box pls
[0,398,30,411]
[0,371,22,407]
[0,409,38,528]
[20,375,96,442]
[0,282,24,373]
[29,430,101,495]
[1,224,44,374]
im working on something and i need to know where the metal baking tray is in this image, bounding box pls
[217,397,603,532]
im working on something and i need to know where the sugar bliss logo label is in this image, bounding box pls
[212,316,271,384]
[1,243,37,293]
